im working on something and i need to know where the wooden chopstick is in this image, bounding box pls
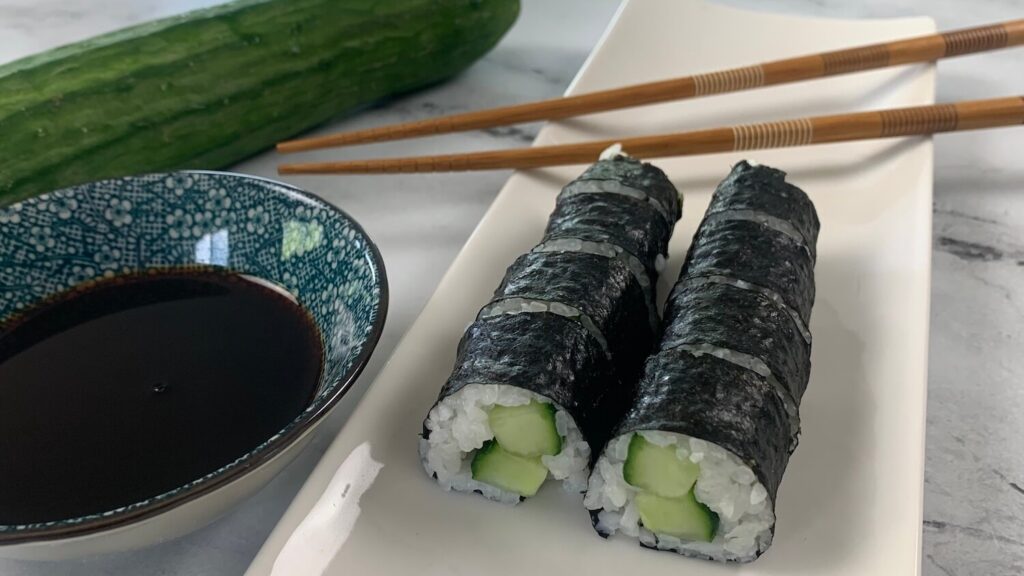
[277,96,1024,174]
[277,19,1024,153]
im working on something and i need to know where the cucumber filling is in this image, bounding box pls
[470,400,563,494]
[421,384,590,503]
[624,434,718,541]
[470,440,548,497]
[584,431,775,561]
[488,401,562,457]
[635,491,719,542]
[623,433,699,498]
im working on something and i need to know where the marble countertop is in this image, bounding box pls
[1,1,1022,574]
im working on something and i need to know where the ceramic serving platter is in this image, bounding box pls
[246,1,934,574]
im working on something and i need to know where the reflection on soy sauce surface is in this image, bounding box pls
[0,269,323,525]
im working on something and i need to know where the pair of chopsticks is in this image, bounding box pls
[277,19,1024,175]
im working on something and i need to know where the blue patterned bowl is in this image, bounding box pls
[0,171,387,557]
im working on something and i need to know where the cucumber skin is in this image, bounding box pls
[0,0,520,204]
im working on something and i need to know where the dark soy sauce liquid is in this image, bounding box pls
[0,270,323,525]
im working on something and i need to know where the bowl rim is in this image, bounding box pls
[0,170,389,545]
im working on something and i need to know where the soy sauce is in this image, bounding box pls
[0,269,323,525]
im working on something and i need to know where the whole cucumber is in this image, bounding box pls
[0,0,520,204]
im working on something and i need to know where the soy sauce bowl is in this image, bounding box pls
[0,172,387,559]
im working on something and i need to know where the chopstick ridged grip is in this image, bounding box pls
[277,19,1024,152]
[817,45,890,75]
[728,97,1024,146]
[277,96,1024,174]
[942,23,1011,56]
[878,105,959,136]
[732,119,814,151]
[692,66,765,96]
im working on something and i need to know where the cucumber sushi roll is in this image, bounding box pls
[421,153,681,503]
[584,161,818,562]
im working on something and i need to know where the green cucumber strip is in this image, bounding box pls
[488,401,562,457]
[470,440,548,497]
[635,490,719,542]
[623,434,699,498]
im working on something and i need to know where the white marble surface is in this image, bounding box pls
[1,1,1022,575]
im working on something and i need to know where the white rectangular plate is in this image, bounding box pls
[247,1,934,574]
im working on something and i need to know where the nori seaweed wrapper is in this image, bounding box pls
[493,250,656,383]
[564,156,682,223]
[611,348,791,508]
[424,157,682,464]
[684,218,815,326]
[435,312,623,449]
[661,281,810,405]
[706,161,819,254]
[543,193,672,280]
[590,162,816,556]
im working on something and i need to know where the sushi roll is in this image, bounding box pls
[584,161,818,562]
[420,153,681,503]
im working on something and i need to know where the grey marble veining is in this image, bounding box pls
[1,1,1023,575]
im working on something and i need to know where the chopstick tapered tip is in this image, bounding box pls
[277,131,381,154]
[276,140,309,154]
